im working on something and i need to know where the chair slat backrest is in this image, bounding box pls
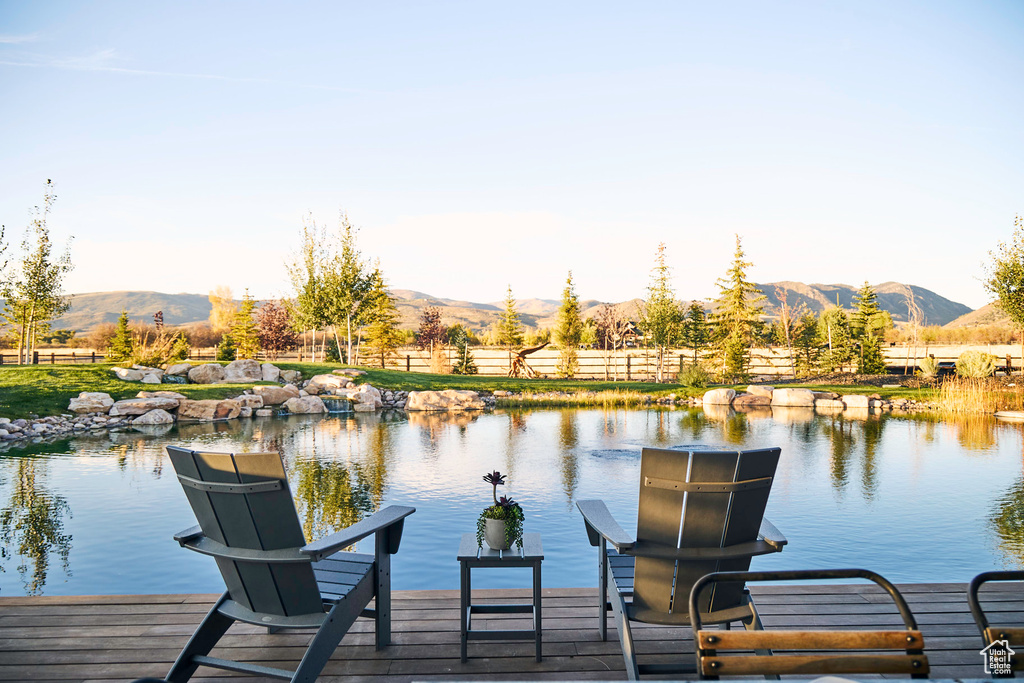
[632,447,780,619]
[167,447,323,617]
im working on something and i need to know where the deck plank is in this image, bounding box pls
[0,583,1015,681]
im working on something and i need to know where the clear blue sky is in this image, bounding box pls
[1,1,1022,309]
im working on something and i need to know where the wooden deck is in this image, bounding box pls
[0,583,1017,682]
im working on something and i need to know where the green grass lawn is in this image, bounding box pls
[0,361,940,420]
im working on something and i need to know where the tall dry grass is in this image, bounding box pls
[498,389,655,408]
[937,376,1024,413]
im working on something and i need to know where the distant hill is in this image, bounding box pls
[757,281,971,326]
[51,282,972,333]
[54,291,214,331]
[944,302,1007,328]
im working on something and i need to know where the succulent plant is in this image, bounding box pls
[477,471,524,549]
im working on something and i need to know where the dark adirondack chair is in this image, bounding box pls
[165,446,415,682]
[577,446,786,680]
[690,569,929,679]
[969,570,1024,676]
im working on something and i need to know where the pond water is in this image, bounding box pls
[0,407,1021,597]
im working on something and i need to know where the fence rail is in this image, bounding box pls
[1,343,1020,379]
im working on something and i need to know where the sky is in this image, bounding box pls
[1,1,1022,310]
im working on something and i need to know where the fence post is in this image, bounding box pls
[0,354,4,365]
[626,355,631,381]
[51,352,55,364]
[33,351,39,364]
[92,351,96,363]
[406,355,410,372]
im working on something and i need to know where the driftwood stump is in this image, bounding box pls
[507,342,549,378]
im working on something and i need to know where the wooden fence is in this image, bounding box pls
[3,343,1020,379]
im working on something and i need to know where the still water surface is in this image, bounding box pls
[0,407,1021,596]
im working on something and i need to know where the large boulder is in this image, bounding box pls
[253,384,301,405]
[132,409,175,425]
[404,389,486,412]
[841,394,874,409]
[164,363,192,376]
[283,396,327,414]
[261,363,280,382]
[342,384,382,409]
[308,374,348,392]
[69,392,114,414]
[109,396,180,416]
[177,398,241,421]
[733,393,772,408]
[235,394,264,409]
[745,385,774,398]
[137,391,186,399]
[280,370,302,384]
[113,367,144,382]
[224,359,263,383]
[770,388,816,407]
[141,372,163,384]
[188,363,226,384]
[702,388,736,405]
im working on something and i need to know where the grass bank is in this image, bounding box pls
[0,362,939,419]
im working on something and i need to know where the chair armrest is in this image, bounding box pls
[577,500,635,551]
[173,525,204,545]
[759,517,787,549]
[301,505,415,562]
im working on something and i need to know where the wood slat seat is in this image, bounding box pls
[577,446,786,680]
[690,569,929,679]
[164,446,414,682]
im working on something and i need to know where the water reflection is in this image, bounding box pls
[2,407,1024,595]
[0,458,72,595]
[558,410,580,504]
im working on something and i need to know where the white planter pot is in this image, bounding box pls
[484,518,511,550]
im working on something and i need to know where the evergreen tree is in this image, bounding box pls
[448,324,478,375]
[216,333,236,361]
[679,302,710,365]
[711,235,765,382]
[556,272,583,378]
[363,266,403,368]
[640,243,683,382]
[497,285,524,366]
[792,310,820,377]
[106,309,134,363]
[851,281,887,374]
[817,307,854,372]
[231,291,260,360]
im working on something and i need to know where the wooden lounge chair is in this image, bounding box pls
[576,446,787,680]
[164,446,415,682]
[968,570,1023,676]
[690,569,929,679]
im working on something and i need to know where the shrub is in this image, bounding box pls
[677,363,711,388]
[918,355,939,379]
[956,350,996,378]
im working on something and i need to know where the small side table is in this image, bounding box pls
[457,532,544,662]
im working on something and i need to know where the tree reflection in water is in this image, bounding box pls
[0,459,73,595]
[558,409,580,505]
[991,476,1024,568]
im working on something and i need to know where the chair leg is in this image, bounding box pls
[374,539,392,650]
[598,543,608,641]
[609,588,640,681]
[165,592,235,683]
[291,600,365,683]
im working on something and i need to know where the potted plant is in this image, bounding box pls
[476,470,525,550]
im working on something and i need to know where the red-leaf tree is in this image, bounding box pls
[255,300,298,360]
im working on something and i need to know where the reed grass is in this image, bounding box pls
[937,376,1024,414]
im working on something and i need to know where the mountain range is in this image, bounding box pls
[49,281,975,334]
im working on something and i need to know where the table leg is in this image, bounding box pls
[533,560,542,662]
[460,561,469,662]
